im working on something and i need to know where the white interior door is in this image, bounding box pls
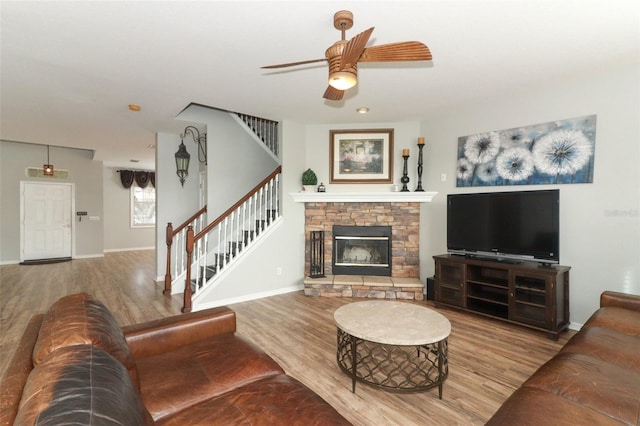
[22,182,73,261]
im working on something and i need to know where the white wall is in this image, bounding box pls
[103,167,155,251]
[421,62,640,325]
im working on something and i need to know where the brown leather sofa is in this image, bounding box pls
[487,291,640,425]
[0,293,351,425]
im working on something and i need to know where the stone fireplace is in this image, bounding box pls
[303,201,421,278]
[293,191,436,300]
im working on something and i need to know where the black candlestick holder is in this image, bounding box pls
[415,143,425,192]
[401,155,410,192]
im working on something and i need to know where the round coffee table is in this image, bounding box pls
[334,300,451,397]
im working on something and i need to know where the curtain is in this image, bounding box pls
[119,170,155,188]
[119,170,134,189]
[134,171,150,188]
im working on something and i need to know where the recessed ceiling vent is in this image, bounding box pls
[26,167,70,179]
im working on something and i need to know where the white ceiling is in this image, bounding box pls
[2,1,638,170]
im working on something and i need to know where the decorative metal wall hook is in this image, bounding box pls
[181,126,207,165]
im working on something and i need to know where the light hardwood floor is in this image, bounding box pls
[0,250,575,425]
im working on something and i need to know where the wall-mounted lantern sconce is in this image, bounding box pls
[175,140,190,187]
[43,145,54,176]
[181,126,207,165]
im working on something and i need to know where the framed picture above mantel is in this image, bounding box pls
[330,129,394,184]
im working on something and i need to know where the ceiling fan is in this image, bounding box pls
[261,10,432,101]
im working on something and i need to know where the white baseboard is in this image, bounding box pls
[0,259,20,265]
[193,285,304,311]
[568,322,583,331]
[73,253,105,259]
[104,246,154,253]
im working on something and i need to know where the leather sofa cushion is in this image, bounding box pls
[561,326,640,374]
[583,306,640,336]
[136,332,285,421]
[123,306,237,359]
[32,292,139,389]
[0,315,43,426]
[15,345,153,426]
[487,387,624,425]
[157,375,351,426]
[522,352,640,424]
[601,290,640,311]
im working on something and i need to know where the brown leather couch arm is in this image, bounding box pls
[600,291,640,311]
[123,306,236,359]
[0,314,44,426]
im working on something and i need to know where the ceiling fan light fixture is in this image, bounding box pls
[329,71,357,90]
[261,10,432,101]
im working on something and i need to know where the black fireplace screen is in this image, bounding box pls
[309,230,325,278]
[333,225,391,276]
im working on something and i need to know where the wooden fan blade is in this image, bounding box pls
[261,58,327,69]
[359,41,432,62]
[340,27,374,69]
[323,85,344,101]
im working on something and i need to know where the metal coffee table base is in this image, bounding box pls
[336,328,449,397]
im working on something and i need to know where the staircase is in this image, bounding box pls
[183,167,282,312]
[164,112,281,312]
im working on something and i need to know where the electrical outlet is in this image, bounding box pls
[441,173,447,182]
[276,267,282,276]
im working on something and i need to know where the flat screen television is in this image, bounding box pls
[447,189,560,264]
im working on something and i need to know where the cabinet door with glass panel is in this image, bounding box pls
[435,260,465,307]
[509,271,552,328]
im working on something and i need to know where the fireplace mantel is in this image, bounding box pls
[290,191,437,203]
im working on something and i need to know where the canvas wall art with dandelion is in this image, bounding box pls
[456,115,596,187]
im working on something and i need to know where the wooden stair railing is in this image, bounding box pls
[163,205,207,295]
[182,166,282,313]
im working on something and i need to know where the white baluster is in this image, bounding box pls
[216,222,222,270]
[173,232,180,278]
[275,174,280,217]
[222,217,228,267]
[179,231,184,277]
[267,179,275,221]
[203,233,209,285]
[193,234,200,292]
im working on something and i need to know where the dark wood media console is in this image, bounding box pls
[433,254,570,340]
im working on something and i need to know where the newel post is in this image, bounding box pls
[163,222,173,295]
[182,225,195,313]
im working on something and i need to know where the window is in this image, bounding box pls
[131,186,155,228]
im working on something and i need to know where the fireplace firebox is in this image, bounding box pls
[333,225,391,276]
